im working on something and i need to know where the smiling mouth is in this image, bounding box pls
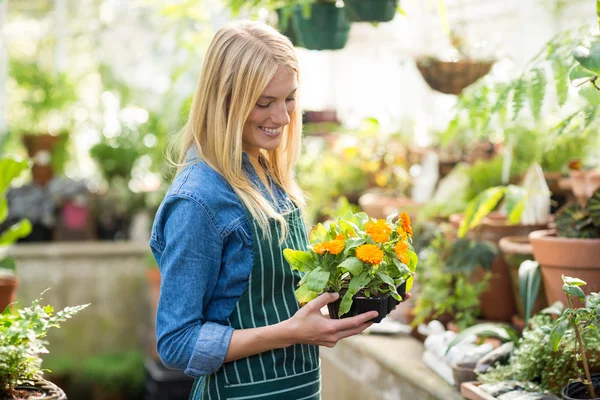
[260,126,282,137]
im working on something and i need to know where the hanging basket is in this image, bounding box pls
[276,7,303,47]
[292,3,351,51]
[344,0,398,22]
[416,58,494,95]
[4,376,67,400]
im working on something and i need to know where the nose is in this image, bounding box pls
[270,102,291,126]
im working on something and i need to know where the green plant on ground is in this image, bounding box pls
[0,157,32,276]
[0,291,89,397]
[548,276,599,398]
[80,350,145,396]
[412,229,493,330]
[480,308,600,394]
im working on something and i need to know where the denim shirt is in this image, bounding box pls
[149,151,295,378]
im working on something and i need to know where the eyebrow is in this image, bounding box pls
[259,88,297,100]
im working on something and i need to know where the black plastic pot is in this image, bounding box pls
[387,281,407,313]
[344,0,398,22]
[327,292,391,323]
[562,374,600,400]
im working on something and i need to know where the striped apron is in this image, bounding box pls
[190,206,321,400]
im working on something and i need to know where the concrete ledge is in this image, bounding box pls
[321,333,463,400]
[7,241,150,257]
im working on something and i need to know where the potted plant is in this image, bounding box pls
[530,189,600,307]
[284,210,417,323]
[549,276,600,399]
[290,1,351,50]
[0,291,88,399]
[81,350,145,400]
[3,184,55,242]
[8,59,77,186]
[0,158,33,311]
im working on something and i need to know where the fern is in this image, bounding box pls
[529,67,547,120]
[511,77,527,120]
[552,58,570,107]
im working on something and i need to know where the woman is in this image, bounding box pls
[150,21,397,400]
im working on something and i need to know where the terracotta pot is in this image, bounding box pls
[498,235,548,319]
[530,229,600,308]
[358,192,422,221]
[570,170,600,207]
[22,134,60,186]
[449,213,548,322]
[0,277,18,312]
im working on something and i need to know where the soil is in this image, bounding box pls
[1,387,45,400]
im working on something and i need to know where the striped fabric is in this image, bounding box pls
[190,206,321,400]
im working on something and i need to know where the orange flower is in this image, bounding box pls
[328,240,345,255]
[313,240,345,255]
[397,225,408,242]
[356,244,384,265]
[313,242,327,255]
[365,219,392,243]
[394,241,409,265]
[335,233,345,240]
[400,212,412,236]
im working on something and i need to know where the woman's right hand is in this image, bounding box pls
[282,293,377,348]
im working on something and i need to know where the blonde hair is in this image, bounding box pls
[172,20,305,242]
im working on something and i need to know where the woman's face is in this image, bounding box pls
[242,67,298,159]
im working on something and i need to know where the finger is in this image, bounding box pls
[401,293,412,302]
[330,310,378,330]
[334,321,374,341]
[307,292,339,310]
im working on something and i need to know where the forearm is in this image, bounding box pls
[224,320,294,363]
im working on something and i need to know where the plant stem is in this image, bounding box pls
[567,295,596,398]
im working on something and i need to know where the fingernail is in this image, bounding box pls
[332,292,339,299]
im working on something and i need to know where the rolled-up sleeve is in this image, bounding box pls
[150,194,234,377]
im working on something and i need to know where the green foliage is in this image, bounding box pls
[445,238,499,273]
[0,158,32,276]
[284,210,416,316]
[412,231,491,330]
[479,313,600,394]
[0,292,89,395]
[464,156,506,201]
[81,350,145,395]
[518,260,542,326]
[554,189,600,238]
[7,59,77,134]
[445,323,519,355]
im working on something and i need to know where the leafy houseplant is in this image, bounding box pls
[0,158,33,311]
[0,291,88,399]
[284,210,417,323]
[549,276,599,399]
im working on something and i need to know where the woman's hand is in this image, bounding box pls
[281,293,377,348]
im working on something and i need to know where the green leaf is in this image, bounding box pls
[511,78,527,120]
[309,223,328,243]
[342,237,367,257]
[562,276,587,286]
[529,67,547,120]
[376,270,395,287]
[339,290,354,317]
[563,284,586,301]
[586,189,600,227]
[338,220,360,236]
[541,301,564,316]
[338,257,363,276]
[569,64,597,86]
[504,185,528,224]
[518,260,541,326]
[459,187,506,237]
[306,267,330,293]
[0,219,32,247]
[0,158,29,195]
[385,210,398,225]
[573,40,600,75]
[295,285,319,305]
[338,271,372,316]
[0,197,6,225]
[446,239,499,273]
[283,249,314,273]
[549,315,569,351]
[407,250,418,273]
[445,323,518,355]
[0,257,16,274]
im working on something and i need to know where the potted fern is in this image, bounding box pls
[0,291,88,399]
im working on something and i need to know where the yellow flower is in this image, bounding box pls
[394,241,409,265]
[313,242,327,255]
[335,233,345,240]
[400,212,412,236]
[365,219,392,243]
[397,226,408,242]
[356,244,384,265]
